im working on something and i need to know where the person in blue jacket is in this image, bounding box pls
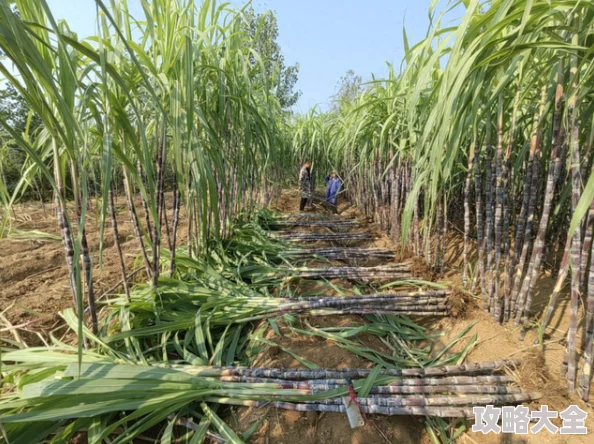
[324,172,342,213]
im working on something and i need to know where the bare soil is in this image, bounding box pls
[1,190,593,443]
[0,193,187,343]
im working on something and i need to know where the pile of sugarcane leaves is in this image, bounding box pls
[1,211,503,444]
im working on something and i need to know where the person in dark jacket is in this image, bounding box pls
[325,172,342,213]
[298,162,312,212]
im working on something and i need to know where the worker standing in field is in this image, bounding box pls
[325,171,342,214]
[299,161,312,212]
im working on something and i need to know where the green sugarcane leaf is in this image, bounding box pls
[267,318,281,336]
[241,415,267,441]
[201,402,243,444]
[211,324,231,366]
[194,309,209,362]
[188,415,211,444]
[356,365,382,398]
[225,325,243,366]
[160,414,177,444]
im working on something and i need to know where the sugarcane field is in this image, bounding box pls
[2,0,594,443]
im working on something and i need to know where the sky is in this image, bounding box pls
[46,0,464,113]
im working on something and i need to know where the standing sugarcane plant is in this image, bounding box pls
[288,0,594,401]
[0,0,300,329]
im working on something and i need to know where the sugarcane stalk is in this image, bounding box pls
[279,295,449,309]
[510,87,546,320]
[55,193,79,312]
[286,265,411,279]
[122,167,152,278]
[566,18,582,392]
[161,189,174,253]
[539,233,572,338]
[413,173,420,255]
[435,194,443,275]
[70,160,98,334]
[277,213,356,221]
[293,392,540,407]
[485,117,494,310]
[109,182,130,301]
[580,207,594,297]
[508,151,534,313]
[442,193,447,277]
[152,137,165,288]
[285,300,448,311]
[218,375,515,386]
[178,359,522,379]
[517,66,565,338]
[474,137,486,299]
[277,232,372,241]
[391,164,401,241]
[502,91,520,322]
[282,247,394,261]
[268,220,360,228]
[281,290,450,302]
[463,144,474,288]
[206,398,477,418]
[170,178,181,277]
[51,138,82,320]
[308,309,448,317]
[579,226,594,401]
[492,94,504,322]
[136,160,153,237]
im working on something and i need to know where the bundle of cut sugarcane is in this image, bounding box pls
[1,358,539,426]
[184,358,539,418]
[106,291,451,343]
[282,247,395,261]
[281,264,412,282]
[275,291,450,316]
[275,232,373,242]
[267,220,361,228]
[274,213,357,221]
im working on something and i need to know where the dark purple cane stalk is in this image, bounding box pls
[540,233,572,338]
[69,162,97,334]
[502,92,521,321]
[492,95,504,322]
[137,160,153,237]
[567,25,582,392]
[152,138,166,288]
[55,194,80,312]
[51,142,84,322]
[122,167,152,278]
[442,194,447,278]
[559,18,583,392]
[510,89,546,320]
[170,177,181,277]
[507,154,533,316]
[434,195,443,275]
[579,227,594,400]
[463,145,474,288]
[190,358,522,379]
[474,141,485,296]
[484,119,494,311]
[516,66,565,338]
[109,182,130,301]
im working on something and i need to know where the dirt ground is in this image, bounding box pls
[1,190,594,443]
[0,193,187,343]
